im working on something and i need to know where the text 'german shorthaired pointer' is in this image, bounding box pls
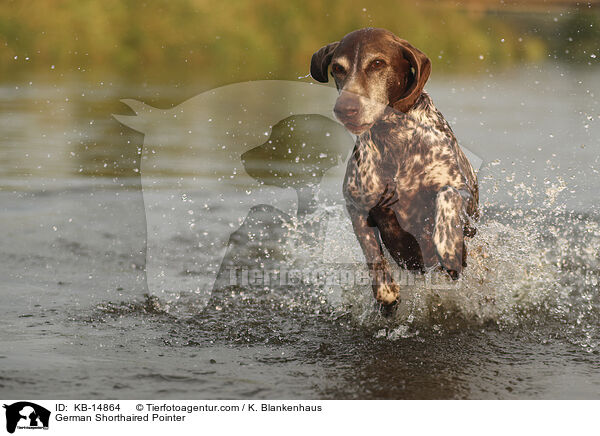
[311,28,479,308]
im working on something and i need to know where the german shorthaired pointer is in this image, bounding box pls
[311,28,479,308]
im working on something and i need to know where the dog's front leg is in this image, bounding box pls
[347,204,399,305]
[433,185,471,278]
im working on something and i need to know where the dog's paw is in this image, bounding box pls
[446,268,459,280]
[374,298,398,317]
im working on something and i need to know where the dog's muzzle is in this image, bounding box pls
[334,92,371,134]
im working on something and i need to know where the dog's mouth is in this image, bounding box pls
[341,120,373,135]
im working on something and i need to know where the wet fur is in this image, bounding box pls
[311,28,479,306]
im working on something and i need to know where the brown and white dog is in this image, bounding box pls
[311,28,479,308]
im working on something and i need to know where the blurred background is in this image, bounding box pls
[1,0,599,82]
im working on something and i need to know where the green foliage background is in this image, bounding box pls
[0,0,598,83]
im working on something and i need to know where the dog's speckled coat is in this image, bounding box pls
[311,28,479,306]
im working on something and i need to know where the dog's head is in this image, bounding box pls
[311,28,431,135]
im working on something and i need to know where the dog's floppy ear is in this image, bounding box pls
[392,39,431,113]
[310,41,339,83]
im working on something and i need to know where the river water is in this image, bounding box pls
[1,63,600,399]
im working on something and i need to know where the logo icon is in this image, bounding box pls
[3,402,50,434]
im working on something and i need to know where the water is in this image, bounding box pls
[1,63,600,399]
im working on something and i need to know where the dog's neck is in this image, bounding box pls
[366,92,434,133]
[357,91,435,156]
[381,91,430,123]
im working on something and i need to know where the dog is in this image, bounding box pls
[310,28,479,307]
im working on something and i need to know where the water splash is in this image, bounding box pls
[89,160,600,354]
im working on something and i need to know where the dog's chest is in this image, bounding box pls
[343,120,461,212]
[343,134,403,210]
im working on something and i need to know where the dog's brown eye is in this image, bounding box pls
[369,59,386,70]
[331,63,346,75]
